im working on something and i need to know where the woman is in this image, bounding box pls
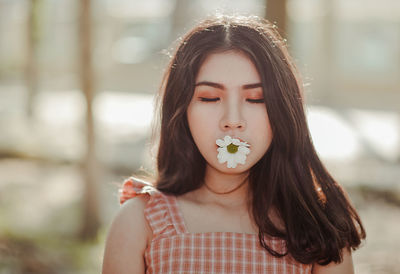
[103,14,365,273]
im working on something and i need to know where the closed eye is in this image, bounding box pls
[199,97,220,102]
[246,98,264,103]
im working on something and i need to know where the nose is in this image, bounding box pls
[219,100,246,132]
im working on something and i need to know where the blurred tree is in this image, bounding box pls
[320,0,335,103]
[79,0,100,240]
[265,0,287,37]
[25,0,43,118]
[171,0,192,39]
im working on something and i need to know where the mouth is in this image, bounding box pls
[234,137,246,143]
[215,135,251,168]
[215,136,250,148]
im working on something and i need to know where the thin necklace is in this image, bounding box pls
[204,178,248,195]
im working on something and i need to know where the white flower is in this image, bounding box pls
[216,135,251,168]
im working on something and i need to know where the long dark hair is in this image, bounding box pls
[153,14,365,265]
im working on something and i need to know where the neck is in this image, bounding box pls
[204,177,248,195]
[198,165,251,209]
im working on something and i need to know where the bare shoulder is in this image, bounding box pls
[312,249,354,274]
[102,195,152,274]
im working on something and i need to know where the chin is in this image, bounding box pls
[215,163,250,174]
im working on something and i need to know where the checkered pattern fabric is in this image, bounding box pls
[120,177,312,274]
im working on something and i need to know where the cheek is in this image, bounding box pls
[187,105,217,148]
[249,110,273,149]
[188,107,209,135]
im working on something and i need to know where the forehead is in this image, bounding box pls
[195,50,261,85]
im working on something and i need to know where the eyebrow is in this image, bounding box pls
[194,81,262,90]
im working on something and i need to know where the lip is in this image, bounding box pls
[215,136,250,147]
[231,136,248,144]
[234,137,246,143]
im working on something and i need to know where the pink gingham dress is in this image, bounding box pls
[120,177,312,273]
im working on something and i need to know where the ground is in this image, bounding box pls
[0,158,399,273]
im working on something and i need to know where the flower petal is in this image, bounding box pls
[232,138,241,145]
[217,152,228,163]
[224,135,232,144]
[238,146,251,155]
[216,139,226,147]
[227,158,237,168]
[223,154,236,168]
[235,153,247,164]
[217,147,226,153]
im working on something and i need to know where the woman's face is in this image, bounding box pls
[187,50,273,174]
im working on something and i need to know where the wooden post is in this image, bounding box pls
[79,0,100,240]
[265,0,287,37]
[26,0,41,118]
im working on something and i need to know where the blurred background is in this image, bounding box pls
[0,0,399,273]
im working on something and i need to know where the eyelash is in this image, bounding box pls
[247,98,265,103]
[199,97,264,103]
[199,97,220,102]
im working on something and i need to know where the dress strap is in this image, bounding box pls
[163,195,188,234]
[119,177,182,240]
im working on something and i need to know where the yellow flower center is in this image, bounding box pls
[227,143,239,153]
